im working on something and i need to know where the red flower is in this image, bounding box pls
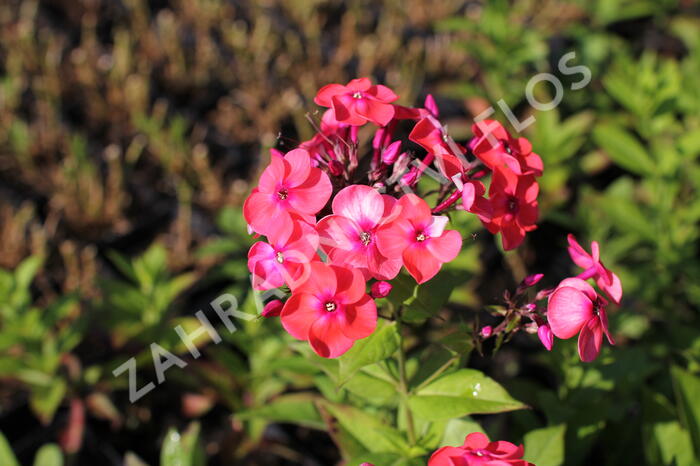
[429,432,533,466]
[377,194,462,284]
[317,185,403,280]
[465,168,538,251]
[280,262,377,358]
[470,120,543,177]
[547,277,615,362]
[314,78,398,127]
[567,234,623,304]
[247,220,319,290]
[243,148,332,236]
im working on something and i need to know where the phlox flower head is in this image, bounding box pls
[280,262,377,358]
[547,277,615,362]
[428,432,533,466]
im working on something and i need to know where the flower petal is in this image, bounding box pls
[331,185,384,228]
[308,316,355,358]
[578,318,603,362]
[314,83,348,107]
[403,244,442,284]
[339,295,377,340]
[547,285,594,339]
[280,293,323,340]
[426,230,462,263]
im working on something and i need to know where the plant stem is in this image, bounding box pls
[396,321,417,446]
[413,354,459,393]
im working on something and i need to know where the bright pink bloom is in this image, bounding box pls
[429,432,533,466]
[466,168,538,251]
[261,299,284,318]
[247,220,319,290]
[370,281,392,299]
[243,149,331,236]
[538,323,554,351]
[567,234,623,304]
[470,120,543,177]
[547,277,615,362]
[314,78,398,127]
[377,194,462,284]
[317,185,403,280]
[280,262,377,358]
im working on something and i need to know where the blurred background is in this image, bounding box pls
[1,0,699,465]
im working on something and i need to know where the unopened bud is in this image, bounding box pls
[328,160,344,177]
[425,94,439,117]
[537,323,553,351]
[480,325,493,338]
[381,141,402,165]
[371,281,392,299]
[262,299,284,318]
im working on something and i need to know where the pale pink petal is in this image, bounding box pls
[578,318,603,362]
[367,247,402,280]
[425,215,449,237]
[317,214,362,255]
[332,185,384,228]
[547,285,594,339]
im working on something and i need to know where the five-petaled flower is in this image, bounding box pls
[243,148,332,236]
[547,277,615,362]
[317,185,403,280]
[428,432,533,466]
[377,194,462,284]
[314,78,398,127]
[280,262,377,358]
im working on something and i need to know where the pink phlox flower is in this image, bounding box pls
[567,234,623,304]
[314,78,398,127]
[429,432,533,466]
[470,120,543,177]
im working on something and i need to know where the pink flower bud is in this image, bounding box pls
[535,287,555,301]
[480,325,493,338]
[521,273,544,288]
[523,303,537,312]
[425,94,439,117]
[381,141,402,165]
[328,160,344,176]
[400,169,419,187]
[371,281,392,299]
[372,128,386,149]
[537,323,553,351]
[262,299,284,318]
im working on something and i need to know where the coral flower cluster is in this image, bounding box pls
[429,432,533,466]
[243,78,620,361]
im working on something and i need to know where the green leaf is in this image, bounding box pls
[642,389,697,466]
[440,418,485,447]
[593,124,655,176]
[14,255,43,290]
[319,402,411,454]
[523,424,566,466]
[0,432,19,466]
[236,394,325,430]
[161,422,205,466]
[671,366,700,457]
[29,379,67,425]
[33,444,63,466]
[409,369,526,420]
[337,321,400,385]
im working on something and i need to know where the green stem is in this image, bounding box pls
[396,320,417,446]
[413,354,459,393]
